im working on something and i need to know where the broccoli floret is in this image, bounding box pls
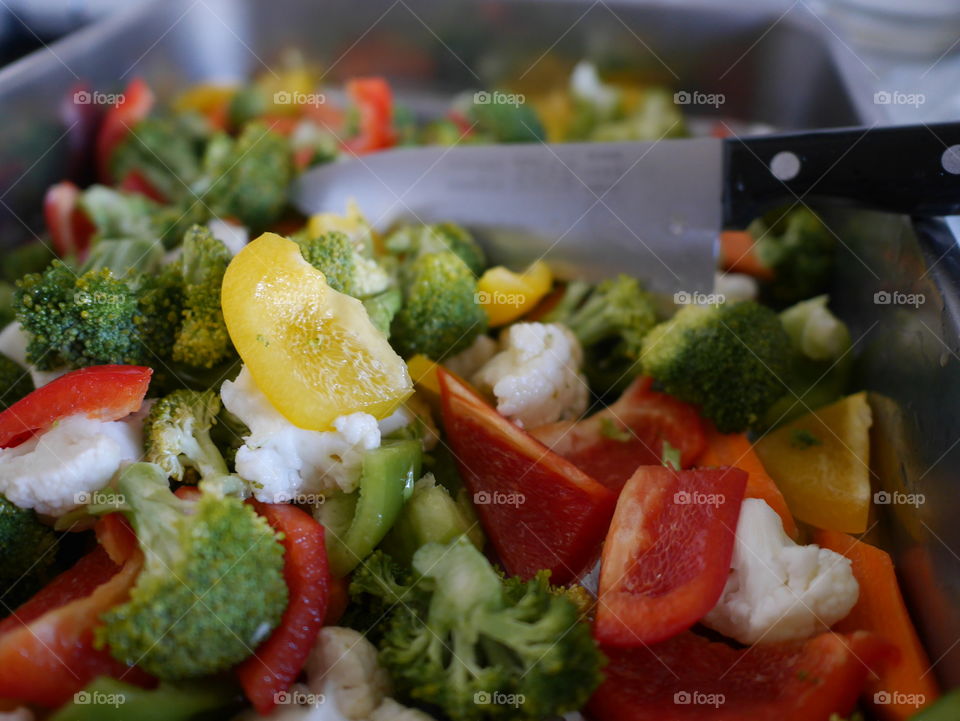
[641,300,791,433]
[362,286,403,338]
[143,390,228,483]
[386,223,486,277]
[93,462,287,680]
[171,225,232,369]
[762,295,853,428]
[0,494,58,612]
[201,122,293,231]
[15,261,142,369]
[543,275,657,395]
[14,258,183,370]
[109,116,206,203]
[391,252,487,360]
[350,539,602,721]
[297,230,392,299]
[0,354,32,410]
[751,207,836,307]
[466,94,545,143]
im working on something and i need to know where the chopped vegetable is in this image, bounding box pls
[92,462,288,679]
[237,501,330,714]
[0,494,58,611]
[438,367,615,583]
[385,222,486,277]
[531,375,707,491]
[755,392,872,533]
[0,353,32,410]
[48,677,236,721]
[542,275,657,394]
[475,261,553,327]
[348,537,604,720]
[816,529,940,720]
[344,77,397,153]
[44,181,95,258]
[595,464,747,645]
[296,229,392,299]
[391,251,488,360]
[641,300,791,432]
[142,388,228,483]
[96,78,155,184]
[221,232,412,430]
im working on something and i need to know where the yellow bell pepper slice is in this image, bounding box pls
[476,260,553,327]
[754,392,873,533]
[221,233,412,431]
[173,84,236,114]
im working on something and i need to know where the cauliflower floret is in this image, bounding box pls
[221,367,382,503]
[442,334,498,379]
[471,322,588,428]
[702,498,859,644]
[0,414,142,516]
[233,627,435,721]
[714,271,758,303]
[207,218,249,256]
[0,322,67,388]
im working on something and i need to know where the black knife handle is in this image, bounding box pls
[722,122,960,228]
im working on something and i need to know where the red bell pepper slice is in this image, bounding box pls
[237,501,331,714]
[438,367,616,584]
[344,77,396,154]
[531,376,707,492]
[96,77,154,184]
[595,464,747,646]
[587,630,895,721]
[118,168,166,203]
[0,519,149,707]
[43,180,96,259]
[0,365,152,448]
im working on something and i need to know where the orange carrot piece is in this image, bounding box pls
[815,529,939,720]
[720,230,774,280]
[699,425,798,538]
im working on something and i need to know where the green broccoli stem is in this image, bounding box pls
[48,677,238,721]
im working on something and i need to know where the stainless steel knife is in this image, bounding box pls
[293,122,960,296]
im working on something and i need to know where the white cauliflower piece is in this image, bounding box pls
[233,627,435,721]
[221,367,381,503]
[471,322,588,428]
[0,708,33,721]
[702,498,859,645]
[442,334,497,379]
[714,271,758,303]
[0,414,142,516]
[207,218,249,256]
[0,322,67,388]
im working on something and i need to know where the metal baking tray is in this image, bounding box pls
[0,0,956,689]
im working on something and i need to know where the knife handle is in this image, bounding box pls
[722,122,960,228]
